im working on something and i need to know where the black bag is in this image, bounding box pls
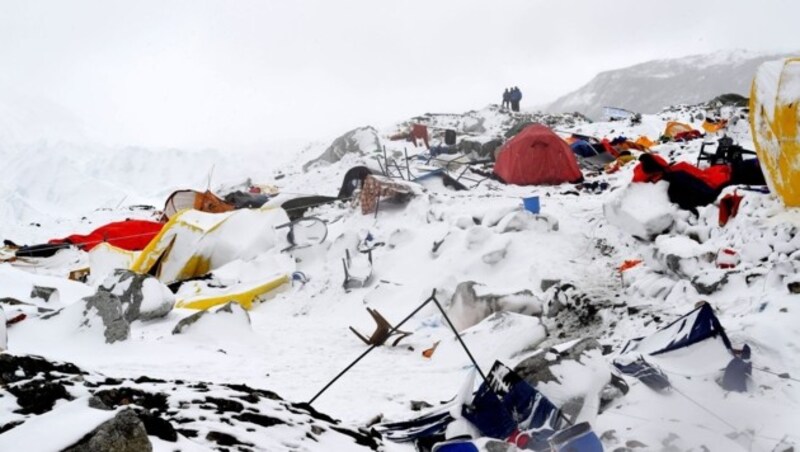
[444,129,456,145]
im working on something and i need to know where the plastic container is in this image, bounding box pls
[523,196,540,214]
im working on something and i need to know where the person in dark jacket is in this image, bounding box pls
[510,87,522,112]
[502,88,511,109]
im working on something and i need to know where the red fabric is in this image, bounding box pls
[600,138,620,157]
[671,163,731,190]
[719,191,744,227]
[493,124,583,185]
[48,220,164,252]
[410,124,429,148]
[674,130,703,142]
[632,156,731,189]
[632,154,669,182]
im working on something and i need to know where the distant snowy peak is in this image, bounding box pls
[547,49,797,120]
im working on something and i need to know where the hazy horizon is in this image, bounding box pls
[2,0,798,151]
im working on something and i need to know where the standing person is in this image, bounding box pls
[511,86,522,112]
[502,88,510,109]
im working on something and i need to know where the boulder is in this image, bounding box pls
[303,126,380,171]
[99,270,174,322]
[650,235,714,278]
[30,286,59,303]
[604,181,677,240]
[64,409,152,452]
[447,282,543,331]
[46,292,130,344]
[172,302,251,336]
[0,307,5,350]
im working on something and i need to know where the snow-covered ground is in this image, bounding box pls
[1,104,799,451]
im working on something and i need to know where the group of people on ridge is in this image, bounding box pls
[502,87,522,112]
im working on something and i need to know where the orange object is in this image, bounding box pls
[422,341,441,358]
[618,259,643,272]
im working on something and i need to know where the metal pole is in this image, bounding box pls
[308,291,436,405]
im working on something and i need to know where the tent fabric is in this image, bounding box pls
[620,303,732,356]
[635,136,656,149]
[175,274,290,310]
[48,220,164,252]
[663,121,695,138]
[223,191,271,209]
[702,119,728,133]
[750,57,800,207]
[570,140,599,158]
[130,208,288,284]
[162,190,234,220]
[493,125,583,186]
[462,361,561,444]
[613,355,671,392]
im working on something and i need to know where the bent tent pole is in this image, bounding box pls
[308,290,489,405]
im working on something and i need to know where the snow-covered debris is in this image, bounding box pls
[172,301,251,336]
[604,181,677,240]
[303,126,380,171]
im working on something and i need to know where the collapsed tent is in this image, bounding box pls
[662,121,696,139]
[620,303,732,356]
[615,303,736,391]
[750,57,800,207]
[130,208,289,284]
[494,125,583,185]
[281,166,373,220]
[633,154,731,210]
[43,220,164,253]
[162,190,234,220]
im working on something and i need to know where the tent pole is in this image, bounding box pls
[429,296,488,384]
[308,291,436,405]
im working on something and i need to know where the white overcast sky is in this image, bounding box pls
[1,0,798,150]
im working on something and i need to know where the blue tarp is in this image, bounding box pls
[570,140,600,158]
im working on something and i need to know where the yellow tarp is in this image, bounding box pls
[175,274,290,310]
[750,57,800,207]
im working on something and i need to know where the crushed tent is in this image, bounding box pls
[662,121,696,139]
[223,191,271,209]
[620,303,732,356]
[462,361,562,448]
[130,208,289,284]
[632,154,732,210]
[40,219,164,253]
[162,189,234,220]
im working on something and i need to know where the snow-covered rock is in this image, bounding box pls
[99,270,175,322]
[42,292,130,344]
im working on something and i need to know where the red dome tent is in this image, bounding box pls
[494,124,583,185]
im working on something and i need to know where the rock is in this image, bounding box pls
[652,235,714,278]
[8,379,72,414]
[172,302,251,335]
[30,286,59,303]
[463,117,486,134]
[789,281,800,294]
[99,270,174,322]
[692,270,734,295]
[515,338,602,385]
[303,126,380,171]
[93,387,170,412]
[82,292,130,344]
[604,182,677,240]
[206,430,253,447]
[447,282,543,331]
[0,307,5,351]
[137,411,178,442]
[64,409,152,452]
